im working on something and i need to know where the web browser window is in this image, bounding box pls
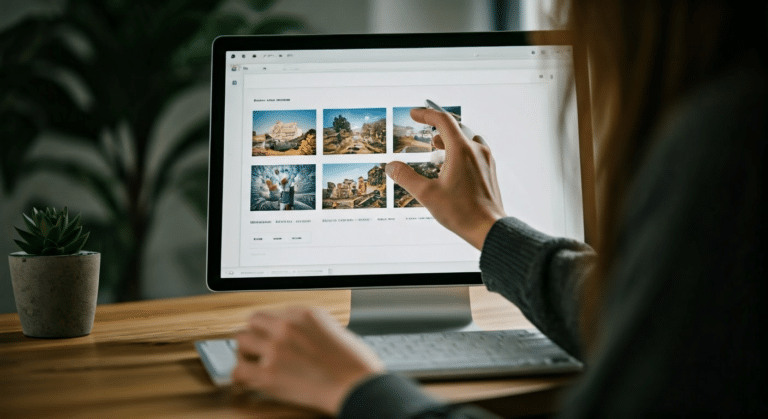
[220,46,582,279]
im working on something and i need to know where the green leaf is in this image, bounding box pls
[68,212,82,230]
[47,220,63,243]
[149,119,208,204]
[15,227,44,249]
[33,208,44,225]
[60,213,81,239]
[39,216,50,237]
[61,226,83,246]
[13,239,38,255]
[62,231,89,254]
[41,246,60,256]
[22,213,40,235]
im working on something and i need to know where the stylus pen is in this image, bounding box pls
[423,99,484,165]
[424,99,476,140]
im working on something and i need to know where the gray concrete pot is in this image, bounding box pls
[9,251,100,338]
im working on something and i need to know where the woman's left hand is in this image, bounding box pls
[232,306,385,415]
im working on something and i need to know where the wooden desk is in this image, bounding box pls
[0,287,574,418]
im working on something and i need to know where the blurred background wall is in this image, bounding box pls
[0,0,552,313]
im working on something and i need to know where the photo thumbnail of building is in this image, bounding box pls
[322,108,386,154]
[250,164,316,211]
[322,163,386,209]
[252,109,317,156]
[393,106,461,153]
[394,162,442,208]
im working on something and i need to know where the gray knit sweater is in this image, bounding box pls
[339,62,766,418]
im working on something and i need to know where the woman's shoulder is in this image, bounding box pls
[617,57,766,263]
[652,59,766,155]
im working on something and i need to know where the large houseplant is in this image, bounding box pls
[0,0,305,303]
[9,207,100,338]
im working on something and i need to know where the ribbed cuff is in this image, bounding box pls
[480,217,553,296]
[338,374,445,419]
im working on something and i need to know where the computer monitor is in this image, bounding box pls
[207,31,595,335]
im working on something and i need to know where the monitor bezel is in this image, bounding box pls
[206,31,595,292]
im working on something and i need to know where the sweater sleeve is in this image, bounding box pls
[480,217,596,360]
[338,217,596,419]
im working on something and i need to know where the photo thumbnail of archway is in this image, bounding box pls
[394,162,442,208]
[322,108,386,154]
[393,106,461,153]
[322,163,386,209]
[250,164,316,211]
[252,109,317,156]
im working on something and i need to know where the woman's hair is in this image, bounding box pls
[556,1,767,352]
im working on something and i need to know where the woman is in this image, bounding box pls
[232,1,767,417]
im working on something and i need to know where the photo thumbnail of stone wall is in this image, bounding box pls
[251,164,316,211]
[322,163,386,209]
[252,109,317,156]
[393,106,461,153]
[394,162,442,208]
[322,108,386,155]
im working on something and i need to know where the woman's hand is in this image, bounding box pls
[386,108,507,250]
[231,306,385,416]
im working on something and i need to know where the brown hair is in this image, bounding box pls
[555,1,767,353]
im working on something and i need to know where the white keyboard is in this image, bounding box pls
[195,329,582,386]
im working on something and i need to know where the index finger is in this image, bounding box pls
[410,108,469,146]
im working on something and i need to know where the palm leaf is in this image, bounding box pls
[174,165,209,220]
[149,119,209,204]
[22,158,123,218]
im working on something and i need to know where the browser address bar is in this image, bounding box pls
[244,69,540,89]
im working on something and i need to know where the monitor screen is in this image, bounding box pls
[208,32,592,291]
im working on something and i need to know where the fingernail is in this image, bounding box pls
[385,163,395,178]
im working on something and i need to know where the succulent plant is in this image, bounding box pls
[14,207,90,256]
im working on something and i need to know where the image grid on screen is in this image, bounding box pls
[252,109,317,156]
[322,108,386,155]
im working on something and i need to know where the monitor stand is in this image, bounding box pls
[346,286,481,335]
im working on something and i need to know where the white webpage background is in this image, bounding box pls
[219,47,582,279]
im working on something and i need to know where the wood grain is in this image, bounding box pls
[0,287,575,418]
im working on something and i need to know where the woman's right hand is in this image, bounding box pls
[385,108,506,250]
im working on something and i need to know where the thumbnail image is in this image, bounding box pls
[250,164,316,211]
[393,106,461,153]
[394,162,442,208]
[322,163,386,209]
[323,108,386,154]
[252,109,317,156]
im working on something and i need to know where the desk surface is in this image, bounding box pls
[0,287,574,418]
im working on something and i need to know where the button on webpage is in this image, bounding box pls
[249,232,310,247]
[289,233,310,243]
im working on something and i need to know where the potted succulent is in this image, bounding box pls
[9,207,100,338]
